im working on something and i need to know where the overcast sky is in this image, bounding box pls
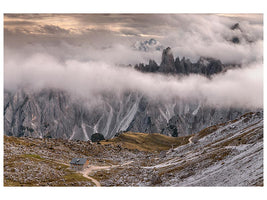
[4,14,263,64]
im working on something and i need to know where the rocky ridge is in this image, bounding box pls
[135,47,226,76]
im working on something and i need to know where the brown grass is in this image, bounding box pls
[100,132,191,152]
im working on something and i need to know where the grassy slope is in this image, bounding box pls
[101,132,192,152]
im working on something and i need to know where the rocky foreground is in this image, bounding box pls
[4,111,263,186]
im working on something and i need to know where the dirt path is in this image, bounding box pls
[80,161,134,187]
[81,166,103,187]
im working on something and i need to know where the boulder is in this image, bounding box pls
[91,133,105,142]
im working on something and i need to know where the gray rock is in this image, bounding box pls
[4,89,252,140]
[91,133,105,142]
[135,47,225,76]
[151,173,162,185]
[158,47,176,73]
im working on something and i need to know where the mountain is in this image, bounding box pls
[4,47,256,141]
[4,88,250,141]
[4,111,263,186]
[135,47,225,76]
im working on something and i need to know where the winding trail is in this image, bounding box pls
[80,161,134,187]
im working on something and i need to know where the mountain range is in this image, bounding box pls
[4,47,257,141]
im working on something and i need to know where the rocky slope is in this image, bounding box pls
[4,111,263,186]
[4,88,249,140]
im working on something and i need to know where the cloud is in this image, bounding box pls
[38,25,70,35]
[4,51,263,109]
[3,14,263,110]
[4,14,263,65]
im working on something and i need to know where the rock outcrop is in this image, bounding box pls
[158,47,176,73]
[135,47,224,76]
[4,89,251,140]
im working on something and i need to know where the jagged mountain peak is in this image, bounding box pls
[197,56,222,66]
[158,47,175,73]
[134,47,225,76]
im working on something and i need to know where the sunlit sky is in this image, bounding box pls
[4,14,263,65]
[4,14,262,38]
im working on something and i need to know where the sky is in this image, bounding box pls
[4,14,263,63]
[4,14,264,108]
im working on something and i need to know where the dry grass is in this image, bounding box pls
[101,132,191,152]
[4,136,94,186]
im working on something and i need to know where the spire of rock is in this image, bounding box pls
[158,47,176,73]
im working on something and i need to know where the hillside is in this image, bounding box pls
[101,132,191,151]
[4,111,263,186]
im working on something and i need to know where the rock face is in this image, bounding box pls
[158,47,176,73]
[135,47,224,76]
[4,88,251,141]
[91,133,105,142]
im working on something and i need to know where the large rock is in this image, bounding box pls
[91,133,105,142]
[158,47,176,73]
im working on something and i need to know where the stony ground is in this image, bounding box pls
[4,111,263,186]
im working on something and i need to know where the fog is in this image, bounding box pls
[4,50,263,109]
[4,14,263,109]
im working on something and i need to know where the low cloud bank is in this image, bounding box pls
[4,14,263,109]
[4,51,263,109]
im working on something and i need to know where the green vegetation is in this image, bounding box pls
[22,154,44,160]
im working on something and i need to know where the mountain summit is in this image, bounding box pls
[135,47,225,76]
[158,47,176,73]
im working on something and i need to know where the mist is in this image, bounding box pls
[4,14,263,109]
[4,50,263,109]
